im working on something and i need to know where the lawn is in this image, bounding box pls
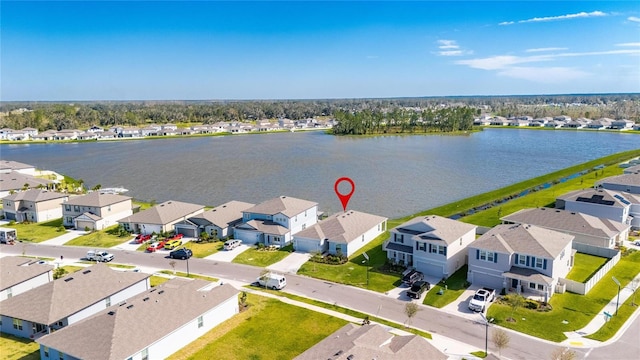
[586,287,640,341]
[64,225,132,247]
[168,294,348,360]
[232,244,294,267]
[159,270,218,282]
[183,241,224,258]
[150,275,170,287]
[486,251,640,342]
[423,265,470,308]
[5,218,65,243]
[566,253,609,283]
[0,333,40,360]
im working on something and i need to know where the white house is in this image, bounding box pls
[294,210,387,257]
[0,256,54,302]
[174,200,255,239]
[63,192,133,230]
[597,174,640,195]
[118,200,205,235]
[556,188,632,225]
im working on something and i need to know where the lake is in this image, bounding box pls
[1,129,638,218]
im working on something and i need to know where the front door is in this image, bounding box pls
[511,278,518,288]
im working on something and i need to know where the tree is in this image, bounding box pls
[492,328,510,358]
[169,260,177,274]
[550,347,577,360]
[404,302,420,328]
[53,267,67,280]
[239,291,248,309]
[504,293,524,322]
[92,184,102,191]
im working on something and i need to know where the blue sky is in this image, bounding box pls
[1,1,639,101]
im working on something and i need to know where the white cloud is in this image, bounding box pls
[616,42,640,47]
[437,40,459,50]
[439,50,463,56]
[500,11,607,25]
[436,39,471,56]
[628,16,640,23]
[525,47,568,53]
[497,67,588,83]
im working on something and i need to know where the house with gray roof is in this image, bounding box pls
[63,192,133,230]
[0,160,36,175]
[174,200,255,239]
[0,256,54,302]
[234,196,318,248]
[556,188,632,225]
[383,215,477,280]
[2,189,68,223]
[623,164,640,175]
[597,174,640,195]
[0,263,150,339]
[467,224,574,301]
[295,323,446,360]
[36,279,238,360]
[294,210,387,257]
[119,200,205,235]
[502,207,629,248]
[0,171,54,198]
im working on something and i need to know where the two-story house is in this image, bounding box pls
[383,215,477,280]
[0,171,54,198]
[467,224,574,301]
[62,192,133,230]
[2,189,68,223]
[0,256,54,302]
[234,196,318,248]
[118,200,205,235]
[597,174,640,195]
[556,188,631,225]
[174,200,255,239]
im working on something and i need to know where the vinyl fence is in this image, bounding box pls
[559,244,620,295]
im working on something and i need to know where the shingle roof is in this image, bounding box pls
[392,215,477,245]
[598,174,640,187]
[471,224,573,258]
[0,160,34,172]
[294,323,446,360]
[37,279,238,360]
[64,192,132,207]
[0,264,149,325]
[189,200,255,228]
[558,188,630,208]
[3,189,67,203]
[0,171,53,191]
[240,219,290,235]
[119,200,204,225]
[502,207,628,239]
[0,256,54,292]
[245,196,317,217]
[295,210,387,244]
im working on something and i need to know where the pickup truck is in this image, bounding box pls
[468,287,496,312]
[407,281,430,299]
[86,250,114,262]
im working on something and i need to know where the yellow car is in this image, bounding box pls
[164,239,182,250]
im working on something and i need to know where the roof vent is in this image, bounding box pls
[150,288,157,293]
[158,290,165,295]
[334,350,343,356]
[108,311,115,316]
[126,304,134,309]
[82,269,91,274]
[143,297,150,302]
[64,277,74,282]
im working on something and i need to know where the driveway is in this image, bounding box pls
[205,244,250,262]
[441,284,491,320]
[40,230,88,246]
[267,251,311,274]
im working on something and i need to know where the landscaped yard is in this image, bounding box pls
[0,333,40,360]
[183,241,224,258]
[5,218,65,243]
[423,265,470,308]
[232,244,294,267]
[64,225,132,247]
[566,253,609,283]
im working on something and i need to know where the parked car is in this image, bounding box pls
[146,241,166,252]
[257,273,287,290]
[168,233,184,240]
[402,269,424,286]
[634,240,640,246]
[86,250,114,262]
[224,239,242,251]
[169,248,193,260]
[164,239,182,250]
[468,288,496,312]
[407,281,430,299]
[134,234,152,244]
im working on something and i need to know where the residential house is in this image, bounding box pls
[623,165,640,175]
[556,188,631,225]
[0,256,54,302]
[554,115,572,122]
[98,130,117,139]
[597,174,640,194]
[502,207,629,248]
[140,126,159,137]
[293,210,387,257]
[489,116,509,126]
[0,160,36,175]
[544,120,564,128]
[77,132,98,140]
[53,129,80,140]
[36,279,238,360]
[32,130,57,141]
[0,171,54,198]
[22,128,39,138]
[610,119,635,130]
[467,224,574,301]
[174,200,255,239]
[508,119,529,127]
[383,215,477,279]
[62,192,133,230]
[161,123,178,131]
[563,118,589,129]
[3,130,27,141]
[234,196,318,248]
[295,323,446,360]
[119,127,141,138]
[119,200,205,235]
[586,118,611,130]
[87,125,104,133]
[2,189,68,223]
[0,264,150,339]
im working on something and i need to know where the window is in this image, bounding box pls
[438,246,446,256]
[74,206,79,212]
[106,297,111,307]
[44,346,49,357]
[479,250,494,262]
[13,318,22,330]
[535,258,544,269]
[518,255,526,266]
[430,244,437,254]
[418,243,427,252]
[273,236,281,243]
[198,316,203,328]
[7,288,12,298]
[65,205,70,211]
[537,284,544,291]
[529,282,536,289]
[141,348,149,360]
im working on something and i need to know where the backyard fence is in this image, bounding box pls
[560,246,620,295]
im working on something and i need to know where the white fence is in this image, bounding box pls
[560,245,620,295]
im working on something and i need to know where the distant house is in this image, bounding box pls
[489,116,509,126]
[53,129,80,140]
[295,323,446,360]
[0,264,150,339]
[0,171,54,198]
[502,207,629,248]
[467,224,574,301]
[0,256,54,302]
[544,120,564,128]
[293,210,387,257]
[37,279,238,360]
[62,192,133,230]
[556,188,632,225]
[119,200,205,235]
[174,200,255,239]
[597,174,640,195]
[2,189,68,223]
[234,196,318,248]
[586,118,611,130]
[22,128,39,138]
[119,127,141,138]
[610,119,634,130]
[383,215,477,279]
[87,125,104,133]
[623,165,640,175]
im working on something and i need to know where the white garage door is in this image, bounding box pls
[416,261,443,278]
[471,271,504,290]
[295,238,321,253]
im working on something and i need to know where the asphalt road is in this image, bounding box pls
[4,243,638,360]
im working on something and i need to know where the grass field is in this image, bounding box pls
[150,275,170,287]
[183,241,223,258]
[159,270,218,282]
[423,266,469,308]
[232,245,294,267]
[6,218,65,243]
[0,333,40,360]
[64,226,132,247]
[566,253,609,283]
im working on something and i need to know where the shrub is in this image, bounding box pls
[524,299,539,310]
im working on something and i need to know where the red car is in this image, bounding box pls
[135,234,152,244]
[168,233,184,240]
[146,240,166,252]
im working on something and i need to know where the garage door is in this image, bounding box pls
[471,271,504,290]
[416,261,443,278]
[295,238,321,253]
[175,226,197,238]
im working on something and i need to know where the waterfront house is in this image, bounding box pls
[383,215,477,279]
[597,174,640,195]
[234,196,318,248]
[556,188,632,225]
[554,115,571,122]
[544,120,564,128]
[53,129,80,140]
[119,127,141,138]
[489,116,509,126]
[623,165,640,175]
[293,210,387,257]
[62,192,133,230]
[295,323,446,360]
[36,279,238,360]
[586,118,611,130]
[22,127,38,138]
[2,189,68,223]
[162,123,178,131]
[119,200,205,235]
[32,130,57,141]
[77,131,98,140]
[0,160,36,175]
[0,264,150,339]
[467,224,574,301]
[610,119,635,130]
[98,130,117,139]
[174,200,255,239]
[501,207,629,248]
[87,125,104,133]
[0,171,54,199]
[0,256,54,302]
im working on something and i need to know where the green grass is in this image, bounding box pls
[159,270,218,282]
[6,218,65,243]
[470,351,487,358]
[171,294,348,360]
[0,332,40,360]
[586,287,640,341]
[183,241,224,258]
[77,261,136,269]
[232,244,294,267]
[566,253,609,283]
[64,225,132,247]
[423,265,470,308]
[486,251,640,342]
[150,275,170,287]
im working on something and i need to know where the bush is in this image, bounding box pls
[524,299,539,310]
[308,253,348,265]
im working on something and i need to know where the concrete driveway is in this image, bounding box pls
[205,244,250,262]
[40,230,88,246]
[441,284,489,320]
[267,252,311,274]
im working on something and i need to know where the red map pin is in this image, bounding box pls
[334,177,355,212]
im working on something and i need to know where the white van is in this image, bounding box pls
[86,250,114,262]
[257,273,287,290]
[224,239,241,251]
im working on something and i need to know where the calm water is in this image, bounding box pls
[1,129,638,218]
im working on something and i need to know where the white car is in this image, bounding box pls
[634,240,640,246]
[224,239,241,251]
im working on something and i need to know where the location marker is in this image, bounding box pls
[334,177,355,212]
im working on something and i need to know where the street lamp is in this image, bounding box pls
[362,252,370,287]
[480,313,493,356]
[612,276,621,315]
